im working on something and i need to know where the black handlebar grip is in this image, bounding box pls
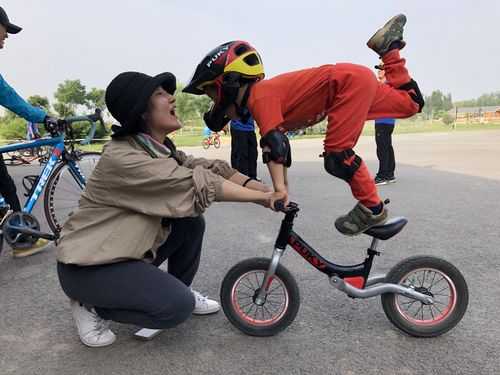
[274,200,286,211]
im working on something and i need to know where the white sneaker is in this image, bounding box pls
[70,300,116,347]
[191,289,220,315]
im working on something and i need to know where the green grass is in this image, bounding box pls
[2,121,500,152]
[296,120,500,139]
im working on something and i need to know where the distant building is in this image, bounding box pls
[449,106,500,123]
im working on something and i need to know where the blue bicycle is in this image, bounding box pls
[0,109,105,253]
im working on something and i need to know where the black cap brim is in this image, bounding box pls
[6,23,22,34]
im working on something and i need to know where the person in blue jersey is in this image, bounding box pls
[0,6,58,257]
[374,63,397,185]
[230,115,258,180]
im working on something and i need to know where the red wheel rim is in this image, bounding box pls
[395,268,457,326]
[231,270,289,326]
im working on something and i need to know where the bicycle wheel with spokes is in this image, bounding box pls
[43,152,101,234]
[381,255,468,337]
[220,257,300,337]
[214,136,221,148]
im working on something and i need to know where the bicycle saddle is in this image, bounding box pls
[364,217,408,240]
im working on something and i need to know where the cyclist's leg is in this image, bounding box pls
[325,63,381,208]
[368,49,423,119]
[0,154,21,211]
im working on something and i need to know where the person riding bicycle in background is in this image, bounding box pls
[56,70,282,347]
[0,6,59,257]
[26,120,41,141]
[184,14,424,236]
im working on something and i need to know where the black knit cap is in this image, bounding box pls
[105,71,176,137]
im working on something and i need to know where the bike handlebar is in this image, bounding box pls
[274,200,286,211]
[273,200,299,213]
[58,108,106,145]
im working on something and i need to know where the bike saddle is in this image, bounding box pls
[364,217,408,240]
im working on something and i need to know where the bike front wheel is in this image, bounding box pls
[220,257,300,337]
[381,255,468,337]
[43,152,101,234]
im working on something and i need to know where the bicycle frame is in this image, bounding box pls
[254,205,434,306]
[0,136,86,215]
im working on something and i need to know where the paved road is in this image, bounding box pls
[1,130,499,375]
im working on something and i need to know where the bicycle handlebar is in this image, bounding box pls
[60,108,106,145]
[274,200,286,211]
[273,200,299,213]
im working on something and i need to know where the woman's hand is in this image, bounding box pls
[259,191,287,210]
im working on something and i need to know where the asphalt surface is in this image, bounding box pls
[1,130,499,375]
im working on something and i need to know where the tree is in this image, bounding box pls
[441,113,455,126]
[85,88,105,111]
[27,95,50,112]
[454,91,500,107]
[423,90,453,119]
[175,85,199,121]
[54,79,87,117]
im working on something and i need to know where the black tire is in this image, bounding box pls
[220,257,300,337]
[381,255,468,337]
[43,152,101,234]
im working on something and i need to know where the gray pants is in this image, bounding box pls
[57,216,205,329]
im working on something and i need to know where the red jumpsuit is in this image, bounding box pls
[247,49,419,207]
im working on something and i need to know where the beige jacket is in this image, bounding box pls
[56,136,236,265]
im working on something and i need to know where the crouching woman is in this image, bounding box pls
[56,71,281,347]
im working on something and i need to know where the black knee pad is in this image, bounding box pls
[399,79,425,112]
[260,130,292,167]
[324,149,362,182]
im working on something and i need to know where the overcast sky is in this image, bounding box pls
[1,0,499,102]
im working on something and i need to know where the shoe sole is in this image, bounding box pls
[375,181,390,186]
[335,217,389,237]
[192,307,221,315]
[367,14,407,54]
[81,334,116,348]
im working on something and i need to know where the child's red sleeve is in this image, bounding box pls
[248,96,284,136]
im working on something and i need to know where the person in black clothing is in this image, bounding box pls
[230,115,258,180]
[374,63,397,185]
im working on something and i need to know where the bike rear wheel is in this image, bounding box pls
[220,257,300,337]
[214,136,221,148]
[381,255,468,337]
[43,152,101,234]
[202,138,210,149]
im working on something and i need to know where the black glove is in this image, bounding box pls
[43,116,61,134]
